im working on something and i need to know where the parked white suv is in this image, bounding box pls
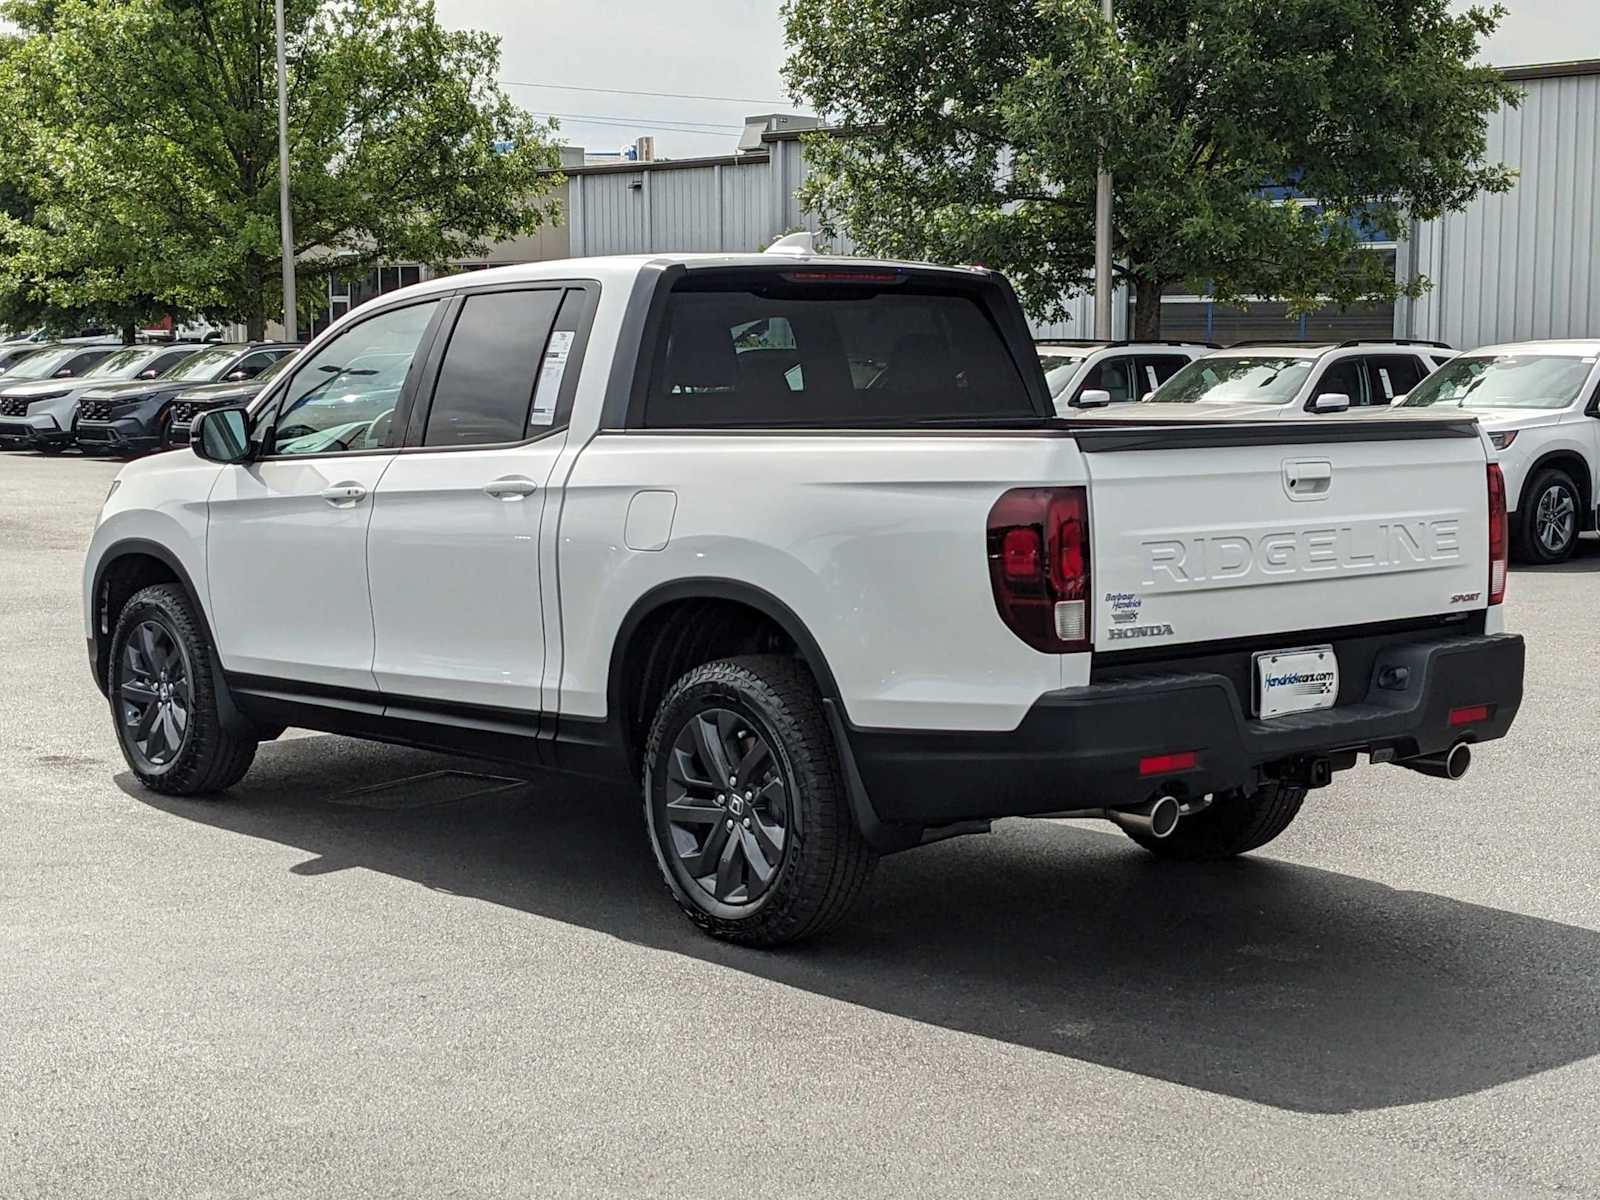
[1146,340,1456,415]
[1035,340,1215,410]
[1398,340,1600,563]
[83,252,1524,946]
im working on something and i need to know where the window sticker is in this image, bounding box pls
[531,330,576,427]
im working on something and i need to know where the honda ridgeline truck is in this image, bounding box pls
[83,249,1524,946]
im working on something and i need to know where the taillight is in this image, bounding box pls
[986,486,1091,652]
[1487,463,1507,605]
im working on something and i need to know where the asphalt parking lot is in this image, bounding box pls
[3,452,1600,1198]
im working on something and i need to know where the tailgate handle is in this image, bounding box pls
[1284,459,1333,500]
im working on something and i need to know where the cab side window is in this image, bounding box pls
[1365,355,1426,404]
[267,300,440,457]
[421,289,562,447]
[1139,355,1191,398]
[1076,357,1135,404]
[231,351,281,381]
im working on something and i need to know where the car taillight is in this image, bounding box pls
[1487,463,1507,605]
[986,486,1090,652]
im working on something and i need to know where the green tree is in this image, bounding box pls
[783,0,1519,337]
[0,0,562,339]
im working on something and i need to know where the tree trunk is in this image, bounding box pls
[120,322,136,345]
[246,311,266,341]
[1133,277,1163,340]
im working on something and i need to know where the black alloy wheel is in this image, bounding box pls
[116,618,193,771]
[662,707,791,907]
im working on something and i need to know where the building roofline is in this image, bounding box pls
[1501,59,1600,81]
[551,151,770,177]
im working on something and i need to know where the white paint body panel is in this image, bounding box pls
[554,433,1081,731]
[206,455,396,689]
[367,439,567,709]
[1084,434,1492,651]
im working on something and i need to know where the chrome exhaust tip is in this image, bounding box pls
[1398,740,1472,781]
[1108,793,1183,840]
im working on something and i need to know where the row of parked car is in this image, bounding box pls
[1038,335,1600,565]
[0,337,299,455]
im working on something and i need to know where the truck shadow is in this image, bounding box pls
[123,735,1600,1116]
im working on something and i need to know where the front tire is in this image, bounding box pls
[1125,781,1306,861]
[643,655,876,947]
[108,583,257,796]
[1515,468,1580,564]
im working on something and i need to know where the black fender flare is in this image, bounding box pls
[90,538,260,738]
[607,578,923,852]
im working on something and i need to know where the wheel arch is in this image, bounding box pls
[1521,449,1593,529]
[605,578,845,771]
[89,539,260,739]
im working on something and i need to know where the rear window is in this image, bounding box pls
[642,273,1036,428]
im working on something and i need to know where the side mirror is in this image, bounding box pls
[138,369,159,379]
[1076,388,1114,409]
[1392,392,1409,404]
[1311,392,1351,413]
[224,369,249,381]
[190,406,252,463]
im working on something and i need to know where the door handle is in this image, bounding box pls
[483,477,538,500]
[320,483,368,506]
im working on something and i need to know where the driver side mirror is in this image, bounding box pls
[224,369,250,381]
[1311,392,1351,413]
[1076,388,1114,409]
[190,406,252,463]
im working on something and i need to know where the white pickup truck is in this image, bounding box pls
[84,250,1525,946]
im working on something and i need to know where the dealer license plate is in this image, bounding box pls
[1253,645,1339,719]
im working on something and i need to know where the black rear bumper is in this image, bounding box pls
[846,632,1524,829]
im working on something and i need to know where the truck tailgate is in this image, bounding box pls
[1075,419,1491,651]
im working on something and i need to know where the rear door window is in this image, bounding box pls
[1365,355,1426,404]
[421,289,563,447]
[1139,355,1191,397]
[643,273,1036,428]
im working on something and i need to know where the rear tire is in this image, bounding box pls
[1515,468,1580,564]
[1125,781,1306,861]
[108,583,257,796]
[643,655,876,947]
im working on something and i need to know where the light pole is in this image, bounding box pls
[1092,0,1114,340]
[275,0,296,339]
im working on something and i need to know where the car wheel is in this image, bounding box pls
[643,655,876,947]
[1123,781,1306,862]
[108,583,257,796]
[1516,468,1580,564]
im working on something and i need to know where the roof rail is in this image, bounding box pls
[1224,340,1335,350]
[1336,338,1454,350]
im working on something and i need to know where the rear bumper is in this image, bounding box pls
[846,632,1524,827]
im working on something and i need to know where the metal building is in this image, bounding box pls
[334,61,1600,351]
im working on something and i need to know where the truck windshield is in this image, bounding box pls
[1399,354,1595,410]
[1146,356,1315,404]
[644,273,1039,427]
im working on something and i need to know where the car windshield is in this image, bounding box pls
[0,346,85,380]
[1037,352,1086,398]
[1399,354,1596,411]
[84,347,162,378]
[163,347,239,382]
[1146,355,1316,404]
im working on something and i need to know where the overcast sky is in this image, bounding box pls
[436,0,1599,158]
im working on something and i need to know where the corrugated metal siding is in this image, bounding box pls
[1412,71,1600,348]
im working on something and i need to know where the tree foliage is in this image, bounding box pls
[0,0,562,337]
[783,0,1519,336]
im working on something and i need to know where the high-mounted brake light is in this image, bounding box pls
[1487,463,1507,605]
[778,270,905,284]
[986,487,1091,652]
